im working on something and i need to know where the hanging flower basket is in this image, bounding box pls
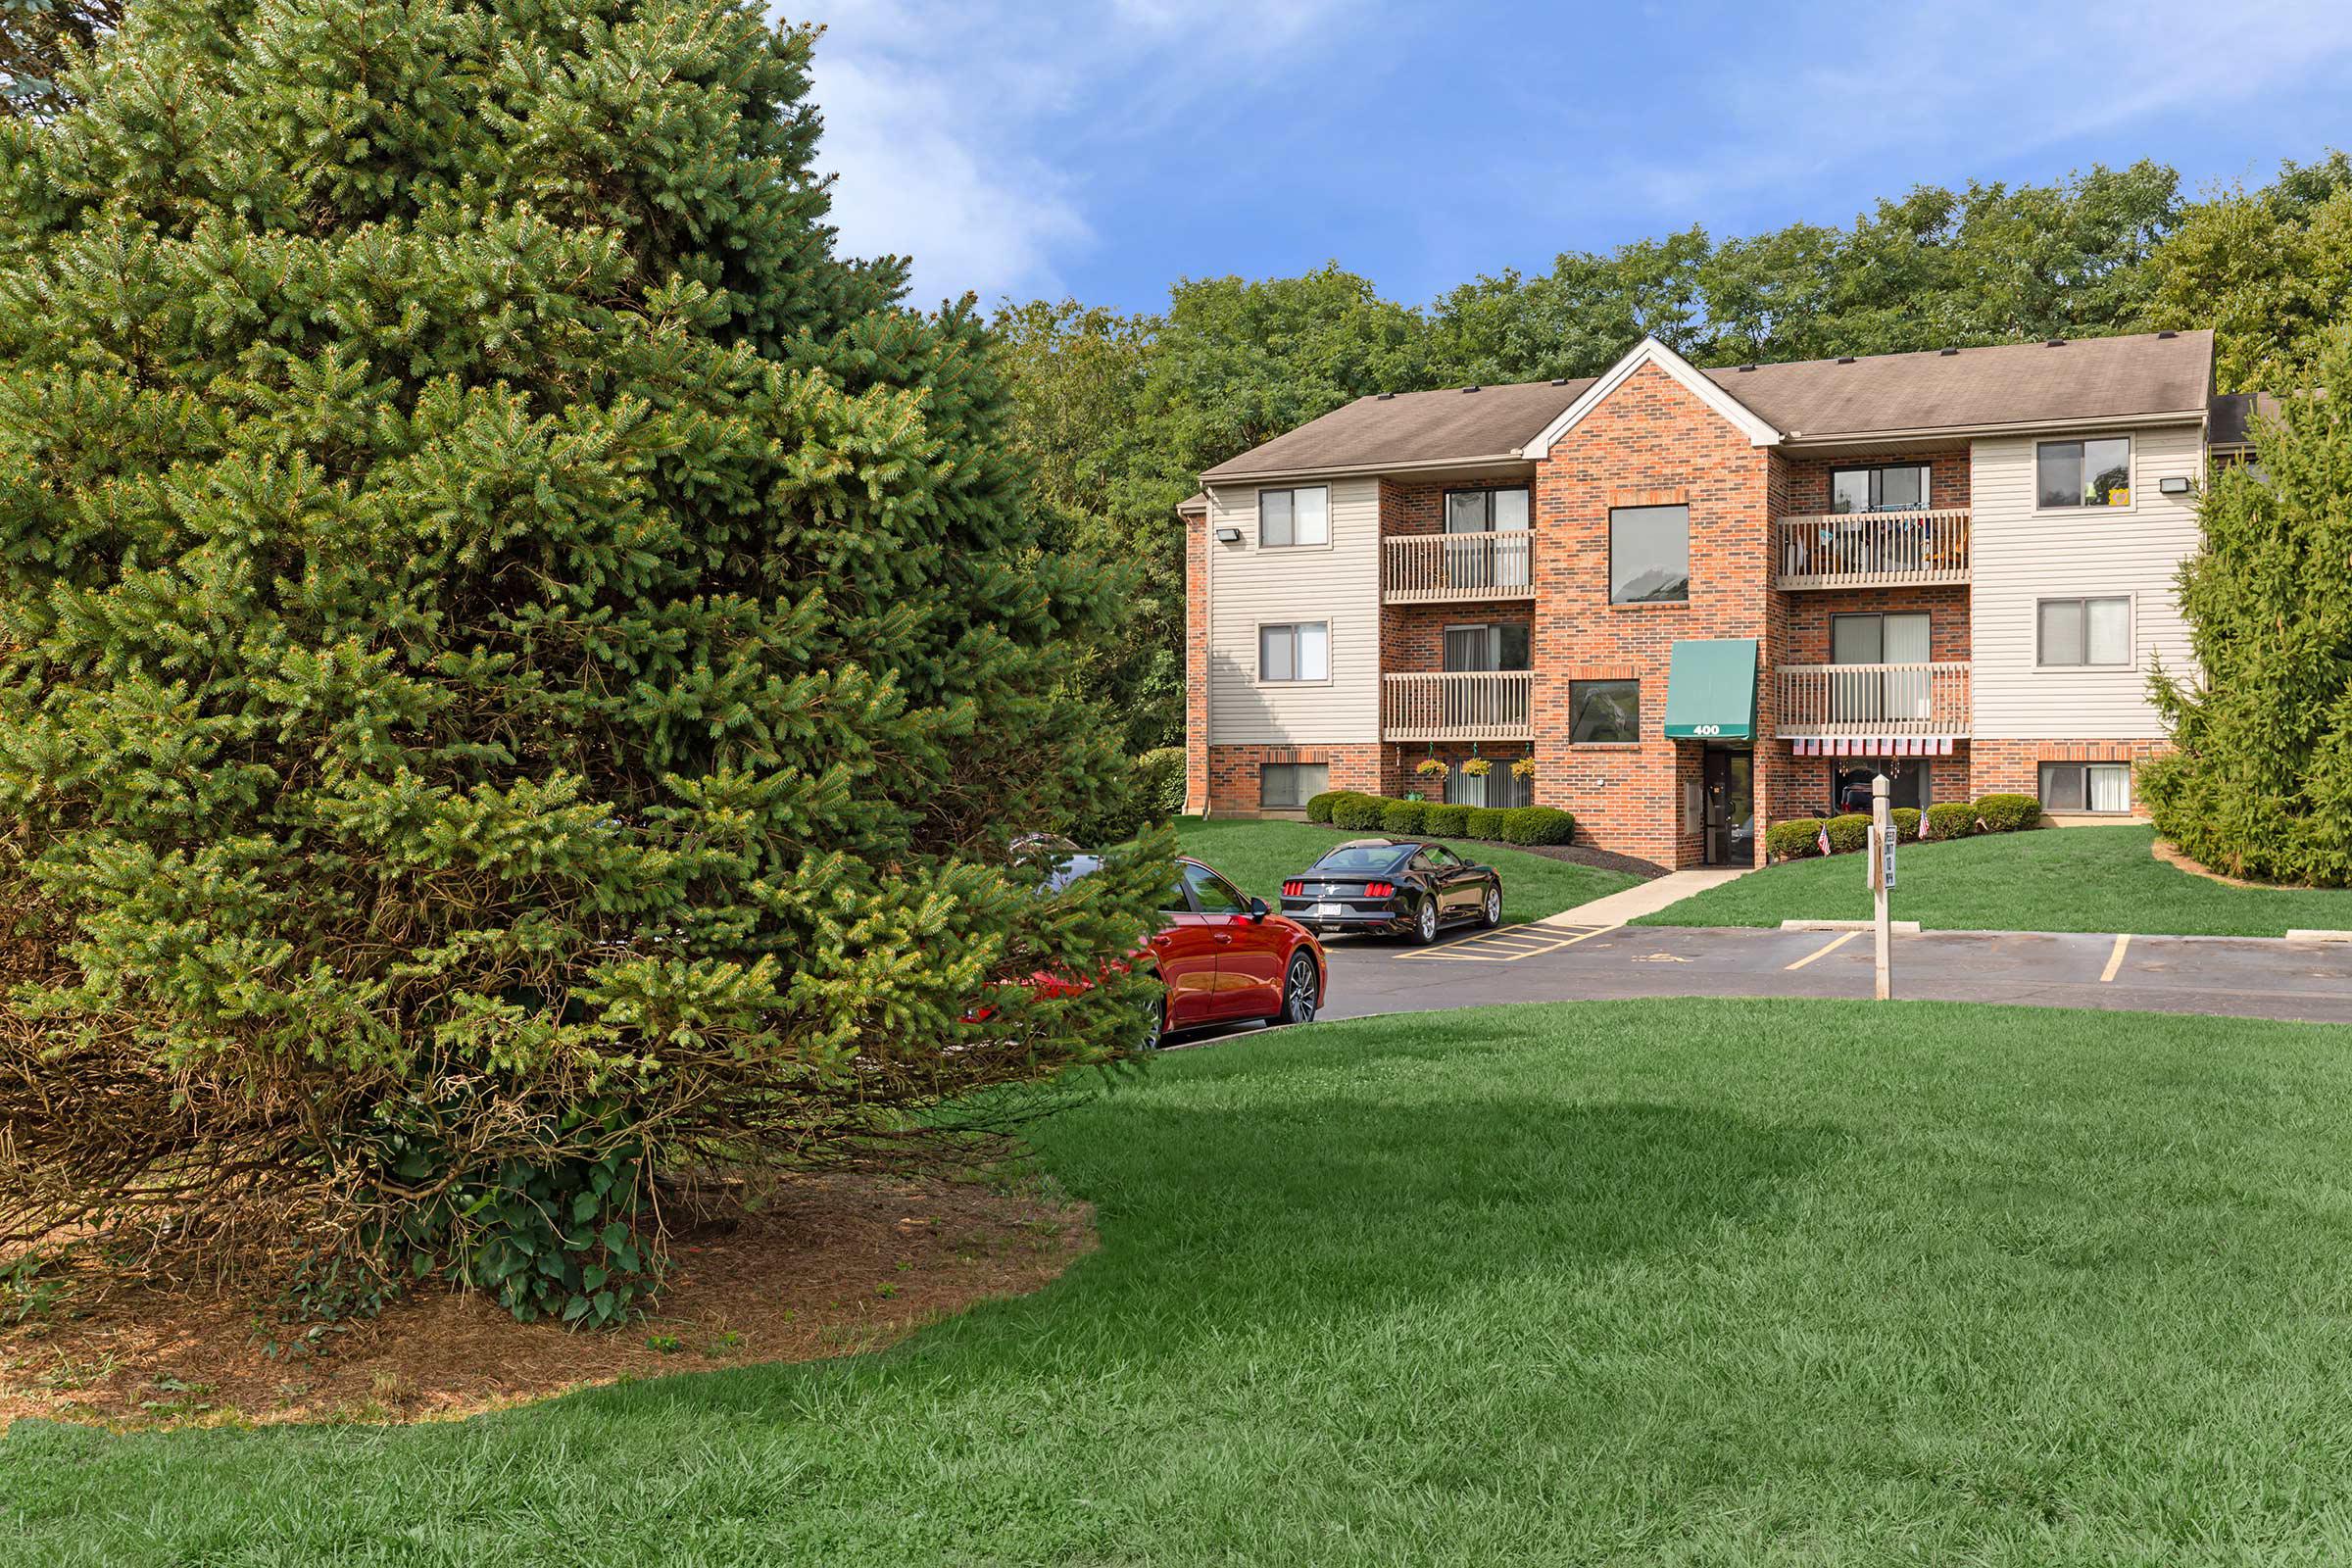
[1413,757,1450,782]
[1510,758,1537,780]
[1461,758,1492,777]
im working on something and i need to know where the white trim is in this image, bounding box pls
[1522,337,1781,458]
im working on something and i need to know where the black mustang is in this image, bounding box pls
[1278,838,1504,944]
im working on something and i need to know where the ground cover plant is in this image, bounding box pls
[1175,815,1635,924]
[1638,822,2352,936]
[11,996,2352,1564]
[0,0,1163,1320]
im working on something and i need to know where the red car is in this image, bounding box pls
[1016,853,1328,1050]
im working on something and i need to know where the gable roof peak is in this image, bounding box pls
[1520,336,1783,458]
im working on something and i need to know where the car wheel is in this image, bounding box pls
[1411,896,1440,946]
[1480,883,1503,928]
[1140,985,1166,1052]
[1271,953,1319,1026]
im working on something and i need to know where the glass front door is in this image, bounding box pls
[1703,749,1754,866]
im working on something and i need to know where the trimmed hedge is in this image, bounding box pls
[1380,800,1430,834]
[1890,807,1921,844]
[1496,806,1575,846]
[1331,794,1388,830]
[1421,804,1472,837]
[1824,812,1871,855]
[1463,807,1507,840]
[1766,818,1822,860]
[1924,802,1978,840]
[1975,793,2042,833]
[1305,790,1346,824]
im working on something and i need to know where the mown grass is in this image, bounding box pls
[1637,822,2352,937]
[12,998,2352,1565]
[1175,813,1638,924]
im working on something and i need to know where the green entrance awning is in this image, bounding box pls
[1662,638,1758,740]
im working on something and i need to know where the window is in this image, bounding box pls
[1258,761,1328,810]
[1441,622,1531,672]
[2039,762,2131,814]
[1829,612,1931,723]
[1181,860,1250,915]
[1442,760,1532,808]
[2036,437,2132,509]
[1831,464,1931,514]
[1608,505,1689,604]
[1415,845,1465,871]
[1258,621,1329,682]
[1257,486,1330,547]
[1829,760,1929,816]
[2037,598,2131,667]
[1444,486,1531,533]
[1570,679,1640,744]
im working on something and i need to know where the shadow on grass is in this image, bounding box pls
[585,1091,1836,1420]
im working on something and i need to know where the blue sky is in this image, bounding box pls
[801,0,2352,316]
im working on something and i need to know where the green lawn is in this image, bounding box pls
[13,999,2352,1564]
[1637,822,2352,937]
[1175,814,1639,924]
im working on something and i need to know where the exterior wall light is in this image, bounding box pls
[1214,526,1244,543]
[2157,476,2193,496]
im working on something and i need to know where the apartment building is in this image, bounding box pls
[1181,329,2221,868]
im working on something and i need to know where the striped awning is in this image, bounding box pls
[1790,737,1956,758]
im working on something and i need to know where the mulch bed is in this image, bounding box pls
[0,1170,1092,1431]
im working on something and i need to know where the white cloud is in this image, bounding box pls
[1605,0,2352,215]
[791,0,1369,305]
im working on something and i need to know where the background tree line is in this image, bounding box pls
[1000,155,2352,756]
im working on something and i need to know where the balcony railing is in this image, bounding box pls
[1773,509,1970,590]
[1384,530,1535,604]
[1382,670,1533,741]
[1776,662,1970,737]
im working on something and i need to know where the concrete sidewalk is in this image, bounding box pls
[1540,865,1751,927]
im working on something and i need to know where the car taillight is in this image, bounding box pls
[1365,881,1395,898]
[1282,880,1304,897]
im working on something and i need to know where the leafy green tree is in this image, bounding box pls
[1434,228,1708,384]
[2146,153,2352,391]
[2143,334,2352,884]
[0,0,1165,1319]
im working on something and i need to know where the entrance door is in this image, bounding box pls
[1703,750,1754,866]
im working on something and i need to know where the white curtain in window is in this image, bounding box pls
[1446,764,1488,807]
[2086,600,2130,665]
[1294,487,1329,546]
[2088,764,2129,813]
[1296,621,1329,681]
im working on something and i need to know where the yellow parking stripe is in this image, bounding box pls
[2100,933,2131,984]
[1785,930,1859,971]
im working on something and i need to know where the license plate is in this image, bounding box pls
[1310,903,1346,916]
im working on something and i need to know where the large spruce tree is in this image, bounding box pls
[0,0,1163,1319]
[2144,335,2352,885]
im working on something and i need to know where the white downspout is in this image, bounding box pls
[1198,483,1216,817]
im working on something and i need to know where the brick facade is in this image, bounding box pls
[1970,738,2167,812]
[1205,743,1382,816]
[1529,364,1786,867]
[1182,505,1210,814]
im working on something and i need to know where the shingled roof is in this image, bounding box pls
[1200,329,2215,482]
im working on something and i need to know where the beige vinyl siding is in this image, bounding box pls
[1969,422,2202,739]
[1205,478,1381,744]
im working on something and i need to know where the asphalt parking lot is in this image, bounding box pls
[1309,922,2352,1026]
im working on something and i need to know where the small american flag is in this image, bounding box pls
[1817,820,1833,856]
[1918,808,1932,840]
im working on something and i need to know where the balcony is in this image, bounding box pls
[1773,509,1969,590]
[1382,670,1533,742]
[1384,531,1535,604]
[1776,662,1971,738]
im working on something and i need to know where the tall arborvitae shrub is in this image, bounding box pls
[2144,336,2352,884]
[0,0,1164,1320]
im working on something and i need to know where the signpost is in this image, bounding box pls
[1867,772,1894,1000]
